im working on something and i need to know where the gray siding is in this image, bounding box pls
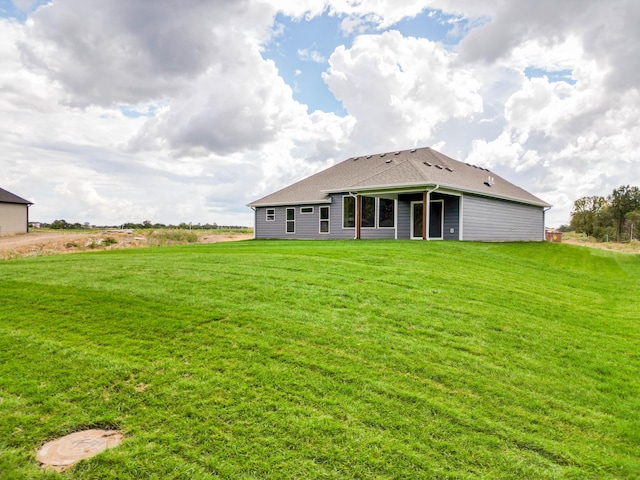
[360,227,395,239]
[462,194,544,241]
[254,192,542,241]
[329,194,358,239]
[397,196,413,239]
[255,197,354,239]
[433,193,460,240]
[397,193,459,240]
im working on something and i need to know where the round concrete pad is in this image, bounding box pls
[37,429,122,470]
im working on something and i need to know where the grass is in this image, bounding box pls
[563,232,640,254]
[0,240,639,478]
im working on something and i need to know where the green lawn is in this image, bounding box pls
[1,240,639,479]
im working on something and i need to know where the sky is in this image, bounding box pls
[1,0,639,228]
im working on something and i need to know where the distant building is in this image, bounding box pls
[0,187,33,235]
[545,228,563,243]
[249,147,550,241]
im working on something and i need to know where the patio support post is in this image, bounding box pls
[356,194,362,239]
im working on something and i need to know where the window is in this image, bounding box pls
[378,198,395,228]
[300,207,314,214]
[286,208,295,233]
[343,196,355,228]
[319,206,330,234]
[266,208,275,221]
[361,196,375,228]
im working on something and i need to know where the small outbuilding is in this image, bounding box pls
[0,187,33,235]
[545,229,563,243]
[249,147,551,241]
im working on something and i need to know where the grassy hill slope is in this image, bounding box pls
[1,241,639,478]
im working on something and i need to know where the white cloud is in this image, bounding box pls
[323,30,482,151]
[2,0,640,230]
[19,0,274,107]
[298,48,326,63]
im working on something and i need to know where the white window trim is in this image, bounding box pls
[286,207,295,234]
[266,208,275,222]
[319,206,330,234]
[342,195,355,229]
[377,198,396,229]
[410,201,423,240]
[300,206,314,214]
[360,196,376,229]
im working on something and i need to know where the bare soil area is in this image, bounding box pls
[562,236,640,254]
[0,231,252,260]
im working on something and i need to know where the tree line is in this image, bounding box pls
[570,185,640,241]
[42,220,248,230]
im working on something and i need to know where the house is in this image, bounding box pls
[248,147,550,241]
[0,187,33,235]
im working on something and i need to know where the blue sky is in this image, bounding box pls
[0,0,48,21]
[0,0,638,227]
[262,9,467,115]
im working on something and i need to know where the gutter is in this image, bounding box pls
[543,206,552,241]
[322,182,551,209]
[250,206,256,239]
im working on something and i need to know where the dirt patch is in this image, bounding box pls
[563,237,640,254]
[0,231,253,259]
[37,429,123,471]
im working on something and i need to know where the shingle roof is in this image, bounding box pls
[249,147,550,208]
[0,187,32,205]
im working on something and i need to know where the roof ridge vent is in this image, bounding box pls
[423,161,432,167]
[410,148,417,153]
[445,167,453,172]
[380,153,386,157]
[394,151,401,155]
[435,164,443,169]
[385,159,392,163]
[366,155,372,159]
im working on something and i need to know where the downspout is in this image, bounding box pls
[250,206,256,239]
[543,206,552,241]
[424,185,439,240]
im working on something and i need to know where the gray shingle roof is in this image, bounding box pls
[0,187,32,205]
[249,147,550,208]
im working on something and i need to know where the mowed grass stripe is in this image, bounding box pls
[0,240,639,478]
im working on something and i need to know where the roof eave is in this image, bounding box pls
[323,182,551,208]
[247,198,332,208]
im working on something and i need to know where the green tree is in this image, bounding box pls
[570,196,606,237]
[50,219,68,230]
[626,210,640,241]
[609,185,640,241]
